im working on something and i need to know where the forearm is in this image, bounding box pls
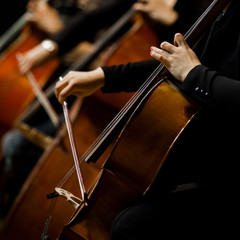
[101,59,159,93]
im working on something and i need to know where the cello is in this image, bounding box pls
[3,0,223,238]
[0,0,59,130]
[56,0,231,239]
[0,7,159,240]
[1,0,231,239]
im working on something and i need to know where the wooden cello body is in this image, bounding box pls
[60,79,200,239]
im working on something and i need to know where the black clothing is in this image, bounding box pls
[0,1,28,35]
[49,0,211,56]
[50,0,136,55]
[101,0,212,93]
[102,1,240,113]
[100,0,240,239]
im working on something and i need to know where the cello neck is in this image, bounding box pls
[184,0,232,48]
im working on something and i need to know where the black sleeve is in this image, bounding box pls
[181,65,240,114]
[101,59,159,93]
[50,0,136,55]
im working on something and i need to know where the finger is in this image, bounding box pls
[56,74,78,104]
[150,47,170,68]
[58,85,72,105]
[150,46,170,57]
[16,53,28,74]
[55,77,68,100]
[160,41,176,54]
[151,52,170,68]
[174,33,188,47]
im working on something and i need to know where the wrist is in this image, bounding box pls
[181,64,201,82]
[41,39,58,54]
[92,67,105,88]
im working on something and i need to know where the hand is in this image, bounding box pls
[150,33,201,82]
[133,0,178,26]
[25,0,63,35]
[18,41,58,74]
[55,67,105,105]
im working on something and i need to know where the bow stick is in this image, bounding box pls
[59,76,88,205]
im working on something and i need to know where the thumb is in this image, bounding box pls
[174,33,188,47]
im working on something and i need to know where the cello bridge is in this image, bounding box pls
[55,187,82,209]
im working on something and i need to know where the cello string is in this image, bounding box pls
[79,64,165,163]
[56,0,223,188]
[56,64,165,188]
[80,0,221,158]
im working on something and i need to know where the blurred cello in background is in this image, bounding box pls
[0,0,59,136]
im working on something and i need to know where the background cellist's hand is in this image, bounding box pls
[25,0,64,35]
[133,0,178,26]
[18,40,58,75]
[55,67,105,105]
[150,33,201,82]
